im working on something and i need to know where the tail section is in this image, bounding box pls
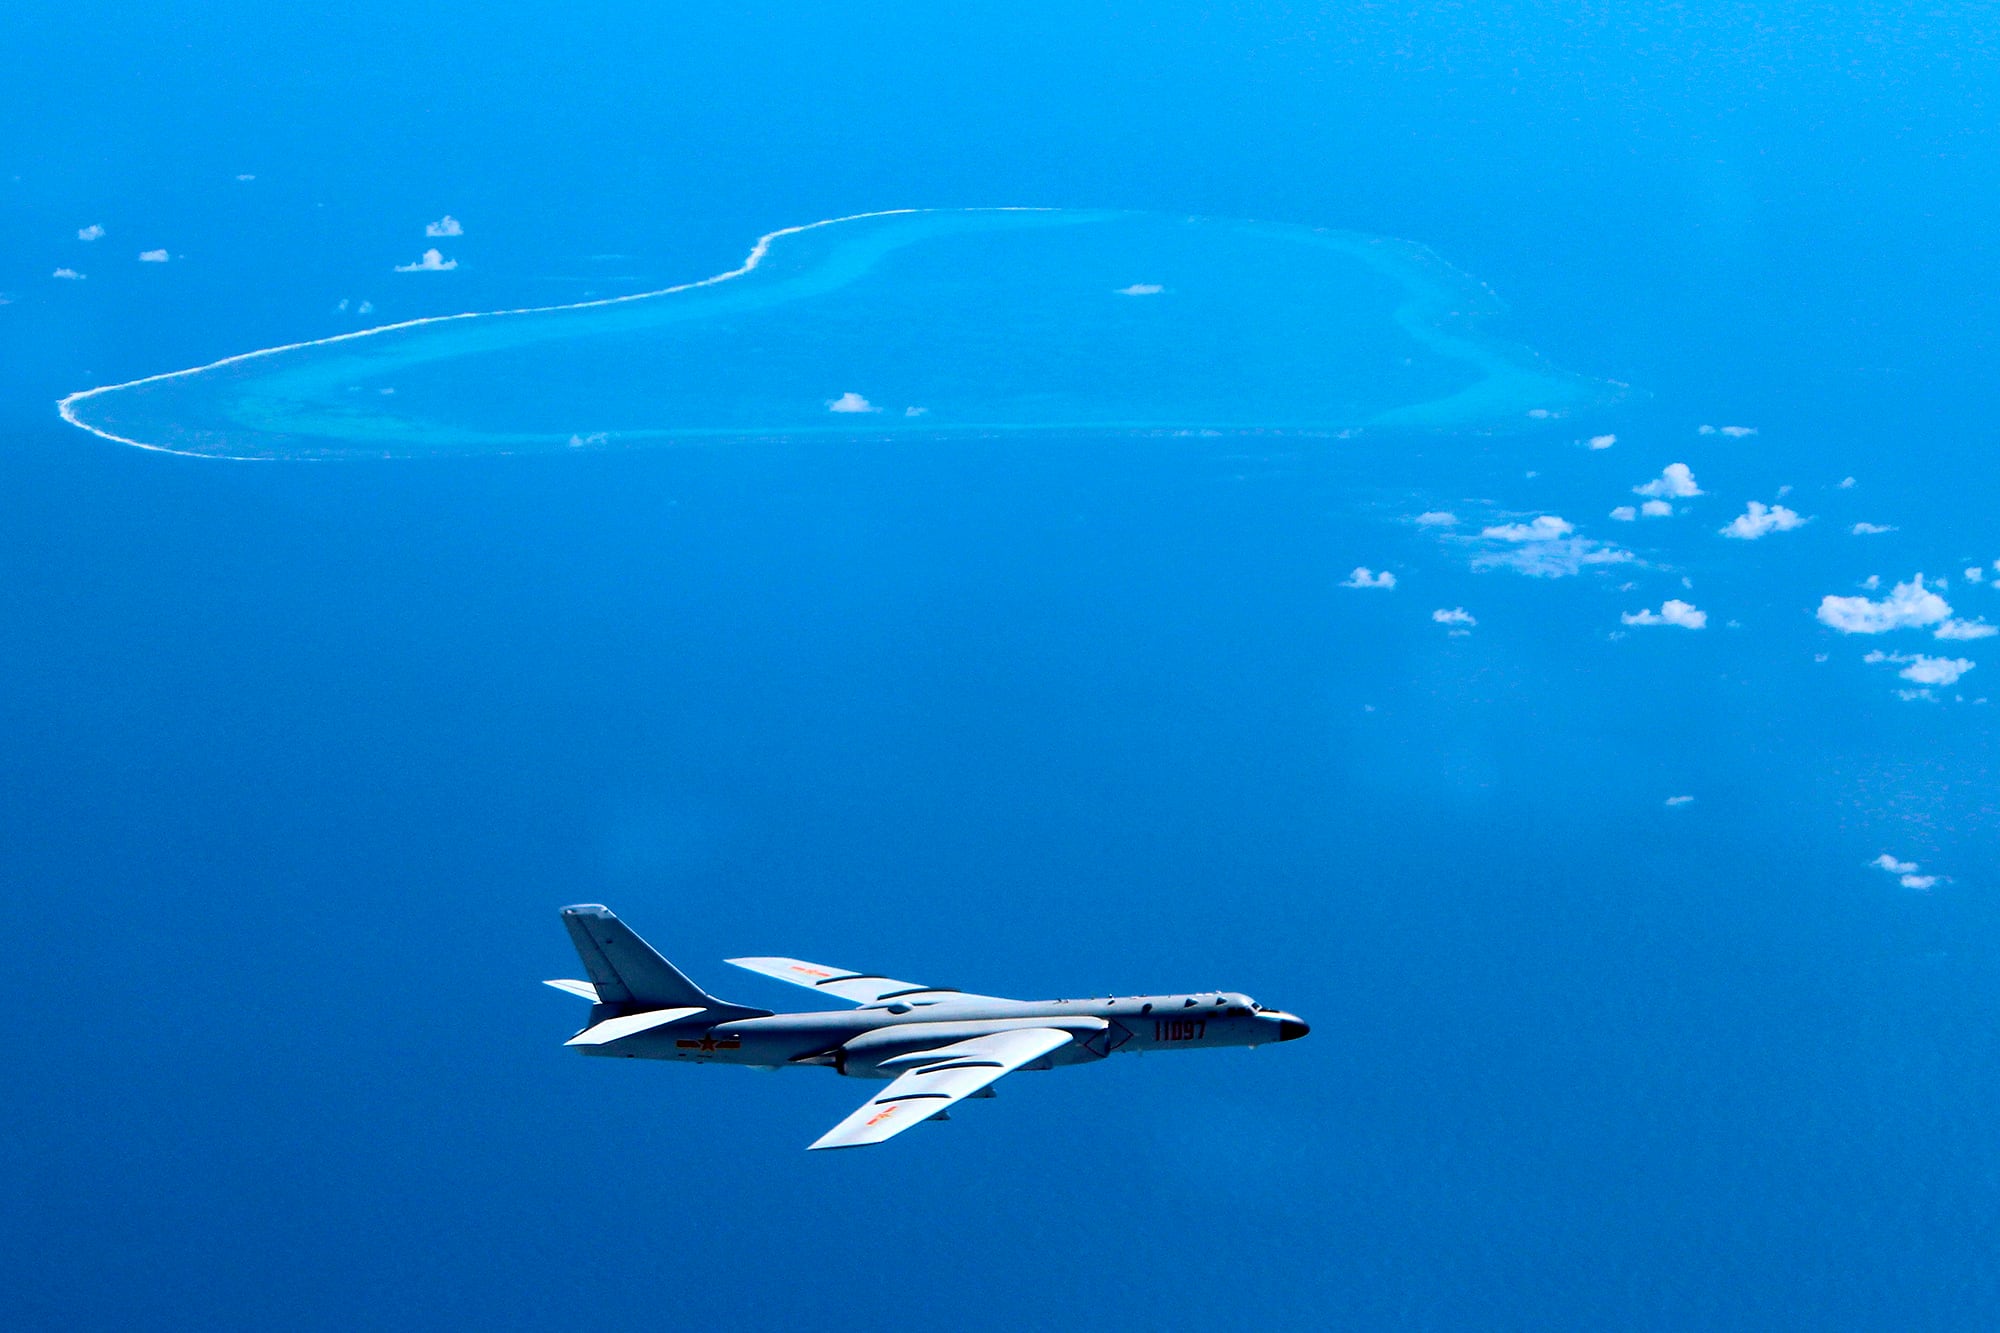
[558,904,768,1019]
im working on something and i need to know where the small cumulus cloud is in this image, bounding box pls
[1664,795,1694,807]
[1817,575,1950,634]
[1721,500,1807,540]
[1641,499,1674,518]
[77,224,104,241]
[1342,567,1397,589]
[1907,656,1974,686]
[235,173,256,182]
[1609,505,1637,522]
[138,249,169,262]
[394,248,457,272]
[425,215,464,238]
[1871,854,1939,889]
[1622,599,1708,629]
[1473,514,1632,578]
[1483,516,1573,543]
[904,405,928,417]
[1967,567,1985,583]
[1851,521,1895,535]
[1587,433,1616,450]
[1935,619,1998,641]
[1698,424,1758,437]
[1432,607,1476,626]
[1862,651,1975,687]
[1115,283,1163,296]
[1635,463,1701,499]
[1838,476,1856,488]
[1413,511,1458,527]
[52,267,84,280]
[827,392,880,414]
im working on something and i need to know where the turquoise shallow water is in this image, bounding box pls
[64,209,1616,458]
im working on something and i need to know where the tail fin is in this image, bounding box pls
[560,904,759,1014]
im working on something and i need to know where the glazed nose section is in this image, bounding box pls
[1274,1012,1310,1042]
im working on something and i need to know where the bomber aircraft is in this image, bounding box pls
[547,903,1309,1149]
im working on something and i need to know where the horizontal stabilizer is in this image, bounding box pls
[543,978,599,1001]
[565,1006,706,1047]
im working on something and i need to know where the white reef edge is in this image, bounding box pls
[56,207,1053,461]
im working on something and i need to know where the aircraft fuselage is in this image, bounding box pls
[576,991,1308,1075]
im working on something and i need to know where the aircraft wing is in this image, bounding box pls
[808,1027,1073,1150]
[726,955,1004,1006]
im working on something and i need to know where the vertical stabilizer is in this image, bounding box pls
[560,904,743,1012]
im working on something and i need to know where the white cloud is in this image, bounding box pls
[827,392,880,414]
[425,215,464,238]
[1720,425,1757,437]
[52,267,84,280]
[1609,505,1637,522]
[904,405,928,417]
[1935,619,1998,641]
[1870,853,1940,886]
[1635,463,1702,498]
[1640,499,1673,518]
[1721,500,1807,540]
[394,248,457,272]
[1622,599,1707,629]
[1967,567,1985,583]
[1527,407,1554,419]
[1473,514,1632,578]
[1897,654,1974,686]
[235,173,256,182]
[1432,607,1476,626]
[1587,433,1616,450]
[1342,567,1396,589]
[1850,521,1895,535]
[77,224,104,241]
[1817,575,1951,634]
[1866,649,1975,686]
[1115,283,1163,296]
[1664,795,1694,806]
[1838,476,1856,488]
[1483,515,1573,543]
[1413,511,1458,527]
[138,249,169,263]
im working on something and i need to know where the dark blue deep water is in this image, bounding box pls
[4,5,1997,1330]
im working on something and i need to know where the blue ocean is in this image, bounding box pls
[4,5,1996,1329]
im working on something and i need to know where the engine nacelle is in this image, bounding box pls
[835,1017,1112,1078]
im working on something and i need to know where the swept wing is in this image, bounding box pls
[726,955,1007,1006]
[808,1027,1073,1150]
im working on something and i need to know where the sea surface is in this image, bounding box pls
[3,4,1997,1331]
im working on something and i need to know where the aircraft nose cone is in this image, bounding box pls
[1278,1017,1310,1042]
